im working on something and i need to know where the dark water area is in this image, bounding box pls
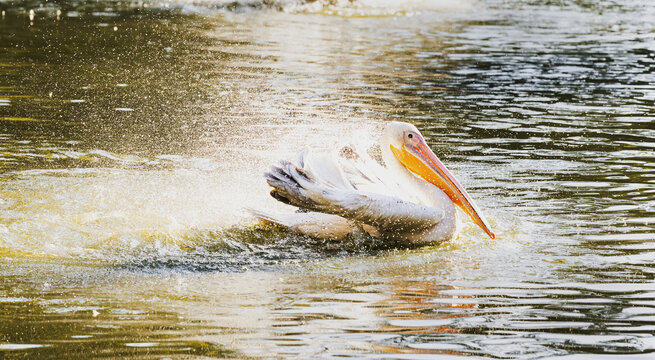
[1,0,654,358]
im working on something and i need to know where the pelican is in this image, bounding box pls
[250,121,494,245]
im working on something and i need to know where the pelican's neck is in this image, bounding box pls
[381,141,458,243]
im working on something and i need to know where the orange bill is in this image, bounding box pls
[391,140,495,239]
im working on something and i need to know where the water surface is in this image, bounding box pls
[1,0,654,358]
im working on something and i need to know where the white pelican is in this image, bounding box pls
[250,121,495,244]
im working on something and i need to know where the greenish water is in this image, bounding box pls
[1,0,654,358]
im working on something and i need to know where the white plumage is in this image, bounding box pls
[251,121,494,244]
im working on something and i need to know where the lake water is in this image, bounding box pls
[1,0,654,358]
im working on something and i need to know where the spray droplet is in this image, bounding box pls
[113,26,118,31]
[29,9,35,23]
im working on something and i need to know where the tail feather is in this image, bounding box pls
[247,208,355,240]
[247,208,292,228]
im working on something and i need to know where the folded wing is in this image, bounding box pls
[265,148,443,233]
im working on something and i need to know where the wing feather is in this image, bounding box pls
[264,153,443,233]
[321,189,443,232]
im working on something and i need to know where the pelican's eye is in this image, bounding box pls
[404,131,420,145]
[406,132,420,142]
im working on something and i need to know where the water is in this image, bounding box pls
[1,0,654,358]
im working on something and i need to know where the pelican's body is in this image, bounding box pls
[252,122,494,245]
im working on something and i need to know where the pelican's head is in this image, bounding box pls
[384,121,495,239]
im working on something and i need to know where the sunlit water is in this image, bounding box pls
[1,0,654,358]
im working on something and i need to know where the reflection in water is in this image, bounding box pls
[1,0,655,358]
[372,282,472,357]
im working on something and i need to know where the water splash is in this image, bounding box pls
[0,120,514,268]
